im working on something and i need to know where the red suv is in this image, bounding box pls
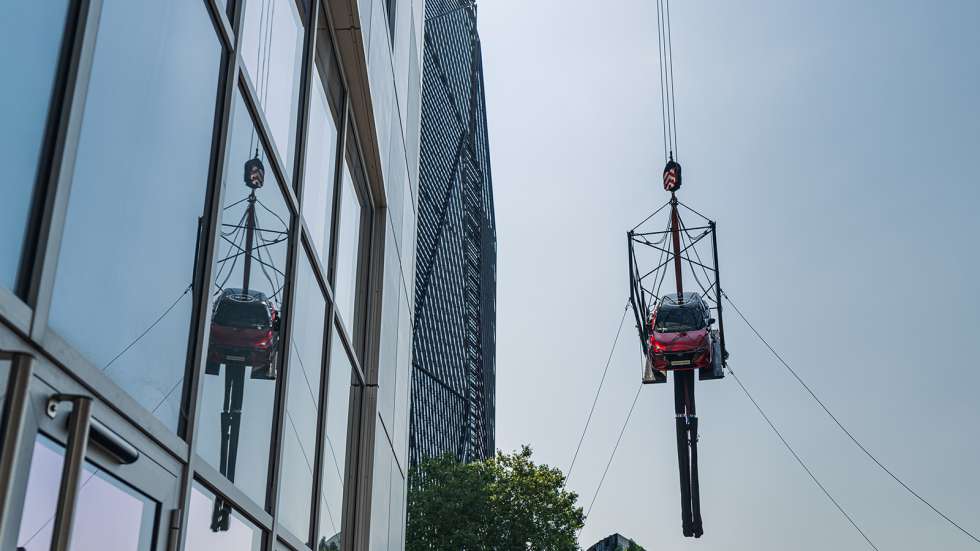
[206,288,280,380]
[646,292,723,381]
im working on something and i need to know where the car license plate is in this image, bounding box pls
[226,355,246,361]
[671,359,691,366]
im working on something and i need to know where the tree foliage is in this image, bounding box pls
[407,446,585,550]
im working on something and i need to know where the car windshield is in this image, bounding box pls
[654,306,703,333]
[213,298,270,328]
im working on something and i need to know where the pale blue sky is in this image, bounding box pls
[478,1,979,549]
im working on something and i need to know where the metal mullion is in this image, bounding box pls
[347,383,374,551]
[192,455,275,529]
[315,0,353,98]
[277,526,308,551]
[333,316,366,386]
[15,0,86,304]
[204,0,236,50]
[267,150,303,551]
[237,64,301,217]
[0,354,34,551]
[299,224,335,305]
[28,0,104,342]
[359,196,386,386]
[291,0,318,203]
[326,99,352,289]
[180,0,247,547]
[0,288,31,337]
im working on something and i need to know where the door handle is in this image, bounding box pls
[47,394,93,551]
[46,398,140,465]
[88,417,140,465]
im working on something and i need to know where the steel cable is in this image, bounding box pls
[727,364,880,550]
[567,299,631,480]
[724,292,980,545]
[579,382,645,534]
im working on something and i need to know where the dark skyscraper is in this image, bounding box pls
[410,0,496,467]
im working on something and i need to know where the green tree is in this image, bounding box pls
[407,446,585,550]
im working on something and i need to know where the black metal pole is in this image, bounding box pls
[710,221,727,359]
[628,232,648,353]
[688,376,703,537]
[242,193,256,294]
[669,194,684,300]
[674,374,694,537]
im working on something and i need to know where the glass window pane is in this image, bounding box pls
[0,1,70,292]
[17,435,156,550]
[316,331,353,549]
[301,67,340,268]
[47,0,222,432]
[278,253,326,540]
[198,90,293,509]
[185,483,262,550]
[333,159,364,331]
[240,0,304,173]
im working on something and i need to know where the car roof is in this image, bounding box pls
[221,288,270,302]
[658,292,705,308]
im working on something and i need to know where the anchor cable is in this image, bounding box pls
[567,299,631,480]
[724,292,980,545]
[727,364,880,550]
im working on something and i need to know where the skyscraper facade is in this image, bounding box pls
[0,0,423,549]
[409,0,496,467]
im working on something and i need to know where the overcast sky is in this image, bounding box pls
[476,1,979,549]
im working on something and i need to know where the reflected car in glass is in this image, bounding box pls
[206,288,281,379]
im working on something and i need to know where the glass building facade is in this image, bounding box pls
[0,0,423,549]
[409,0,496,468]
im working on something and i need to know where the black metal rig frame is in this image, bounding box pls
[627,194,728,538]
[207,159,288,532]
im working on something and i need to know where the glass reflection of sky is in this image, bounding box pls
[239,0,304,172]
[17,436,154,550]
[278,253,326,539]
[197,90,292,508]
[47,0,221,433]
[0,1,70,291]
[301,72,340,268]
[318,331,352,544]
[333,162,362,331]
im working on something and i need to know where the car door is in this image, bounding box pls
[0,352,181,551]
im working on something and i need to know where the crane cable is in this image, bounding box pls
[567,299,631,480]
[580,381,645,534]
[723,292,980,545]
[655,0,679,162]
[726,364,880,550]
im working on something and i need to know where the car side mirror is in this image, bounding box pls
[708,317,716,325]
[272,317,281,331]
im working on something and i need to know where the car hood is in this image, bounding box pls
[653,328,708,351]
[210,324,271,344]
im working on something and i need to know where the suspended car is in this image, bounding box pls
[206,288,280,380]
[645,292,723,381]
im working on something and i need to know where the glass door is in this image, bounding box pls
[0,353,180,551]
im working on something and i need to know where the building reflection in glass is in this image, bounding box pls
[199,90,291,528]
